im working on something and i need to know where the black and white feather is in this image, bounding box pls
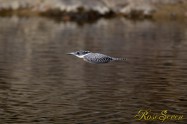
[67,50,126,64]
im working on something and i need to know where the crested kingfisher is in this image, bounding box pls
[67,50,126,64]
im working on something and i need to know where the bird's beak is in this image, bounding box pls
[66,52,74,55]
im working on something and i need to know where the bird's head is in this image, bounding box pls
[67,50,91,58]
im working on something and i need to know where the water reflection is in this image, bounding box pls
[0,17,186,123]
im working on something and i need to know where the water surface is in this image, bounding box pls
[0,17,186,124]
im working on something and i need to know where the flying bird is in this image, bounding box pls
[67,50,126,64]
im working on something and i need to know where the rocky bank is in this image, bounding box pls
[0,0,187,21]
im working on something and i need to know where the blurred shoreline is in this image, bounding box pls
[0,0,187,22]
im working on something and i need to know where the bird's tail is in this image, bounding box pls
[113,57,126,61]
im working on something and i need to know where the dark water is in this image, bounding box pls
[0,17,186,124]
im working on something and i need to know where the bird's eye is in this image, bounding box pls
[77,52,80,54]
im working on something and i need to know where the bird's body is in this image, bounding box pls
[83,53,113,64]
[67,50,126,64]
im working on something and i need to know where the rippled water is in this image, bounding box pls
[0,17,186,124]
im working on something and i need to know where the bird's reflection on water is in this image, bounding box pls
[0,17,186,123]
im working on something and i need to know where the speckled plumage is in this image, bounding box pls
[83,53,113,64]
[67,50,126,64]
